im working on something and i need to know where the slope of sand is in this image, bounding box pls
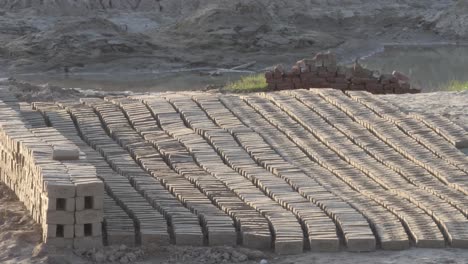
[382,90,468,131]
[1,0,467,75]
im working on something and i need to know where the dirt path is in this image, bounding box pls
[0,183,45,263]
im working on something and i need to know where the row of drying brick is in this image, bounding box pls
[81,98,238,247]
[110,97,273,249]
[152,94,378,253]
[318,89,468,196]
[217,94,411,250]
[292,89,468,245]
[242,93,446,248]
[140,95,308,254]
[191,93,396,251]
[281,90,468,247]
[341,92,468,198]
[60,102,172,246]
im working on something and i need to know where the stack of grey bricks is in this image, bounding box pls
[30,127,104,248]
[0,90,104,248]
[32,102,138,246]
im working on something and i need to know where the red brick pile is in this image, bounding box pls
[265,52,420,94]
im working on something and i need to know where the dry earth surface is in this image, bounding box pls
[383,91,468,132]
[1,0,468,75]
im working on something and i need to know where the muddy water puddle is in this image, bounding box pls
[9,45,468,93]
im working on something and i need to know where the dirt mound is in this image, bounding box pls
[3,17,159,72]
[0,0,163,14]
[431,1,468,37]
[1,78,133,102]
[0,0,466,75]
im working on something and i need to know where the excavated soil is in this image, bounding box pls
[1,0,468,75]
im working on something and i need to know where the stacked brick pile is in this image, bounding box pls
[0,91,104,248]
[265,52,421,94]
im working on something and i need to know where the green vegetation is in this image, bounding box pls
[224,74,268,93]
[444,80,468,91]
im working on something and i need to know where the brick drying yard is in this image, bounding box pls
[1,87,468,260]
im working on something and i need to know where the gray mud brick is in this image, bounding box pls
[44,224,74,239]
[75,181,104,197]
[75,209,104,224]
[75,222,102,237]
[43,237,74,248]
[381,239,410,250]
[347,237,376,252]
[208,229,237,246]
[242,232,272,250]
[417,239,446,248]
[106,231,136,246]
[43,210,75,224]
[451,238,468,248]
[141,230,171,246]
[44,181,76,198]
[74,236,103,249]
[274,239,304,255]
[174,232,204,246]
[309,237,340,252]
[42,195,75,212]
[76,195,104,211]
[53,146,80,160]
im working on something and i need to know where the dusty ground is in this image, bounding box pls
[0,0,467,76]
[383,90,468,131]
[0,182,49,264]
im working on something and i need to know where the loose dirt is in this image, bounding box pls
[1,0,467,76]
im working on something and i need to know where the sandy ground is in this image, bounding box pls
[382,90,468,131]
[0,182,46,264]
[0,0,467,76]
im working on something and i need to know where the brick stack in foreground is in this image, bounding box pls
[0,90,104,248]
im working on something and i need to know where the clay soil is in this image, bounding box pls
[1,0,468,75]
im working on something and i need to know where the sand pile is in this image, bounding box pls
[0,0,163,14]
[0,0,465,74]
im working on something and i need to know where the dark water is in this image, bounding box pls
[360,44,468,92]
[9,45,468,92]
[11,71,247,92]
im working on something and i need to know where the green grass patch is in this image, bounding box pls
[444,80,468,91]
[224,74,268,93]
